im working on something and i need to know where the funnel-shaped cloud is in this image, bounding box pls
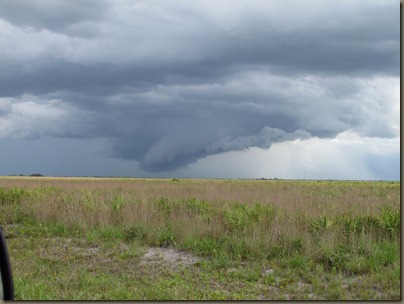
[0,0,399,172]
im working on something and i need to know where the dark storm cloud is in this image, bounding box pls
[0,0,399,172]
[0,0,110,33]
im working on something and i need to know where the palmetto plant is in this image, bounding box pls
[378,206,400,238]
[306,215,334,233]
[334,214,378,237]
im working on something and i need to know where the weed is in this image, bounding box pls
[290,237,303,253]
[226,238,254,260]
[222,202,276,232]
[124,225,148,242]
[289,253,308,270]
[263,272,277,285]
[267,245,287,260]
[0,187,26,205]
[157,226,176,247]
[222,203,250,232]
[178,197,213,220]
[242,268,262,282]
[111,193,125,211]
[154,197,172,215]
[210,250,232,269]
[345,255,371,275]
[183,236,221,257]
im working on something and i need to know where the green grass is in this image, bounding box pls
[0,177,400,300]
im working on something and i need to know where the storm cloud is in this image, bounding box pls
[0,0,399,173]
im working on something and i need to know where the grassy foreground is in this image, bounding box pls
[0,177,400,300]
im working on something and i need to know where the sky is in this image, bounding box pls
[0,0,400,180]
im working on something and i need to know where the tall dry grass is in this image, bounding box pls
[1,177,399,271]
[1,177,399,223]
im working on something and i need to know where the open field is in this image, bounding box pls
[0,176,400,300]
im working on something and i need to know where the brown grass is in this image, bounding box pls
[2,177,398,218]
[1,177,400,300]
[2,177,399,248]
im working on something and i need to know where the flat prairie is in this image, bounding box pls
[0,177,400,300]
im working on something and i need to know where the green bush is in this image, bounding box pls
[222,202,276,232]
[0,187,26,205]
[124,225,148,242]
[180,198,213,218]
[289,253,308,270]
[156,226,176,247]
[378,207,400,238]
[307,215,333,233]
[154,197,173,215]
[111,194,125,211]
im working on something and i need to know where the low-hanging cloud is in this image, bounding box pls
[0,0,399,172]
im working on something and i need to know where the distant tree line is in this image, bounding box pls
[8,173,44,177]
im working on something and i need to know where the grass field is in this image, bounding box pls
[0,176,400,300]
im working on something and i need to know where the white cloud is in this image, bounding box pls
[180,131,399,180]
[0,94,68,139]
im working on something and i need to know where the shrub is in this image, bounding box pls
[157,226,176,247]
[0,187,26,205]
[124,225,148,242]
[154,197,173,215]
[378,207,400,238]
[222,202,276,232]
[307,215,334,233]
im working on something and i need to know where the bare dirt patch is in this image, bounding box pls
[140,247,201,270]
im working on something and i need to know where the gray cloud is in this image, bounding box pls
[0,0,399,173]
[0,0,110,33]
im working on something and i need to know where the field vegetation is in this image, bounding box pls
[0,176,400,300]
